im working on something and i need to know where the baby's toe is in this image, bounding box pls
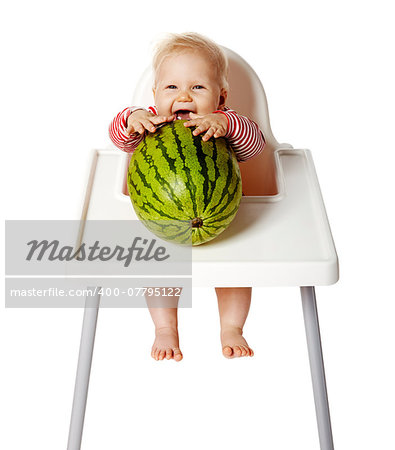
[173,348,183,361]
[240,346,248,356]
[243,345,252,356]
[165,348,173,360]
[234,346,243,357]
[222,346,233,358]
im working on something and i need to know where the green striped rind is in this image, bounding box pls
[127,120,242,245]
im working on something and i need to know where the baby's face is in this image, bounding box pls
[153,50,227,120]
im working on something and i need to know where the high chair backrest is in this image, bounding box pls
[131,47,283,196]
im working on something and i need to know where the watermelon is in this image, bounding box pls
[127,120,242,245]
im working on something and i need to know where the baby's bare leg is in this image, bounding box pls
[146,292,183,362]
[215,287,254,358]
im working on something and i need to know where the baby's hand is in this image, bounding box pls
[126,109,175,136]
[184,112,228,142]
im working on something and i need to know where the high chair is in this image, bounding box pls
[67,47,338,450]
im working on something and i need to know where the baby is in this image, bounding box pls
[109,32,265,361]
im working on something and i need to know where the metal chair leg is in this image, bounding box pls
[301,286,334,450]
[67,289,101,450]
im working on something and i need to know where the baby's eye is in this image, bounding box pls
[193,85,205,90]
[166,85,177,89]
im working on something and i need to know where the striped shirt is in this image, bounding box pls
[109,106,265,162]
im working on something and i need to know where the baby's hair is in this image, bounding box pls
[152,32,229,91]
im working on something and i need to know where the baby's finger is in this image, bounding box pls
[213,128,226,138]
[189,112,202,120]
[151,115,173,125]
[202,127,216,142]
[141,119,157,133]
[183,119,200,128]
[127,123,144,135]
[192,123,210,136]
[150,116,165,125]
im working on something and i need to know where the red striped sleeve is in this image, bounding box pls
[148,106,158,115]
[215,109,265,162]
[108,106,150,153]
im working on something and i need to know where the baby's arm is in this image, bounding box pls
[184,109,265,162]
[215,110,265,162]
[109,106,174,153]
[109,107,143,152]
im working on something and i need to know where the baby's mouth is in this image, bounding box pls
[174,110,193,120]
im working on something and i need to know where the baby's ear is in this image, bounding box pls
[218,88,228,109]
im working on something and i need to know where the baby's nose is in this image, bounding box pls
[177,90,192,102]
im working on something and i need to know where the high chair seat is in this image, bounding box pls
[67,47,338,450]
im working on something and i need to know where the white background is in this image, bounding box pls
[1,0,395,449]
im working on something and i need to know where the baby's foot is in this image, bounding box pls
[151,326,183,362]
[220,326,254,358]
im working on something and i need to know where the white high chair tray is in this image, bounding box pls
[83,147,338,287]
